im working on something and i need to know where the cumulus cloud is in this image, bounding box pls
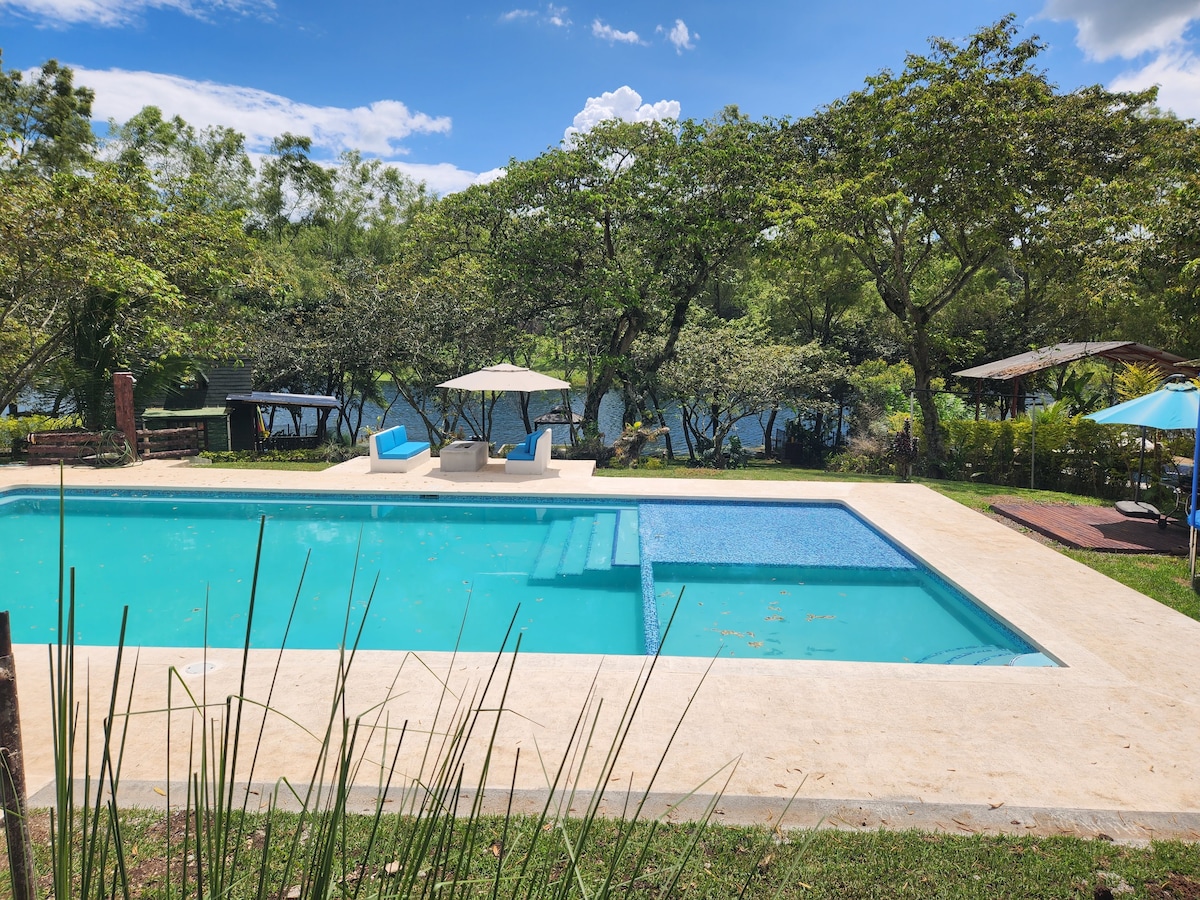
[1041,0,1200,60]
[1041,1,1200,119]
[0,0,271,26]
[592,18,640,44]
[74,66,451,158]
[563,86,680,143]
[1111,49,1200,117]
[657,18,697,53]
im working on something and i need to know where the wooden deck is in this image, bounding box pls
[991,501,1192,554]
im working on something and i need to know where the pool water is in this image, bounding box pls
[0,489,1052,665]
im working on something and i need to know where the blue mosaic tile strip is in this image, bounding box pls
[641,555,661,655]
[637,500,916,570]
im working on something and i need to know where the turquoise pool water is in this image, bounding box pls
[0,489,1051,664]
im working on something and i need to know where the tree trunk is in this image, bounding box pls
[909,322,945,477]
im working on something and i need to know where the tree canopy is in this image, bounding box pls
[2,22,1196,470]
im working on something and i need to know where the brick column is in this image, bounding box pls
[113,371,138,459]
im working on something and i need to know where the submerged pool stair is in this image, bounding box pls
[531,511,639,580]
[917,645,1055,666]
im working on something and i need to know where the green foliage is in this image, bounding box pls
[201,443,366,465]
[0,51,95,174]
[940,416,1136,496]
[1115,361,1168,401]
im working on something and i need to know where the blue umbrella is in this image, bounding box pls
[1086,377,1199,504]
[1087,377,1200,430]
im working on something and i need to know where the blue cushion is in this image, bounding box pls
[375,425,429,460]
[508,428,544,461]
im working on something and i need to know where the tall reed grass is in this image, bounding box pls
[27,487,790,898]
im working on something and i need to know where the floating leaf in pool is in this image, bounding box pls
[764,615,784,622]
[806,614,835,621]
[748,641,763,648]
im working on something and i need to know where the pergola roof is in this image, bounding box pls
[954,342,1199,381]
[226,391,341,409]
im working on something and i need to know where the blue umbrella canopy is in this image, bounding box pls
[1086,378,1200,430]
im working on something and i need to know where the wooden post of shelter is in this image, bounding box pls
[113,371,138,459]
[0,612,36,900]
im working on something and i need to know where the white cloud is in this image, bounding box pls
[592,18,640,44]
[0,0,271,27]
[393,161,498,195]
[1111,49,1200,117]
[74,66,450,158]
[501,3,569,28]
[658,18,697,53]
[70,66,488,194]
[1041,0,1200,60]
[563,86,680,143]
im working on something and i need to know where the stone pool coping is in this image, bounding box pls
[2,458,1199,842]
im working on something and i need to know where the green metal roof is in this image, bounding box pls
[142,407,229,418]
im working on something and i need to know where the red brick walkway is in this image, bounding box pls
[991,501,1192,554]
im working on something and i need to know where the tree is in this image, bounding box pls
[780,17,1155,471]
[464,110,774,433]
[0,52,95,174]
[657,316,830,468]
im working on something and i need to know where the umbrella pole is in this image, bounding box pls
[1136,426,1146,502]
[1191,404,1199,592]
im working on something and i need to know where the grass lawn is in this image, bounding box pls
[15,807,1200,899]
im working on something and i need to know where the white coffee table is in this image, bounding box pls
[440,440,489,472]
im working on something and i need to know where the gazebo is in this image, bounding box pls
[954,341,1199,419]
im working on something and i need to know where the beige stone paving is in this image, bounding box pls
[3,457,1200,840]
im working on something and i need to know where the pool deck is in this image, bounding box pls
[3,457,1200,842]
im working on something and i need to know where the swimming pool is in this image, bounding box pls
[0,488,1053,665]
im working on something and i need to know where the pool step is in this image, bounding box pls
[585,513,617,571]
[918,645,1021,666]
[531,511,640,581]
[559,517,592,576]
[532,519,574,580]
[613,510,640,566]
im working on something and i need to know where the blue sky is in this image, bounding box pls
[3,1,1199,194]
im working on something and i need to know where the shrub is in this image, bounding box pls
[0,414,82,453]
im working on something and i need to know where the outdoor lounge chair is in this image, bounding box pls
[505,427,551,475]
[369,425,431,473]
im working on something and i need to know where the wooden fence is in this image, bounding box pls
[25,425,205,466]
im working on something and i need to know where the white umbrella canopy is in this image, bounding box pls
[437,364,568,393]
[438,364,572,442]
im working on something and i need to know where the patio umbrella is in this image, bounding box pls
[1085,375,1199,506]
[438,363,569,393]
[437,364,571,440]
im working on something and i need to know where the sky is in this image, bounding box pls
[3,0,1200,195]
